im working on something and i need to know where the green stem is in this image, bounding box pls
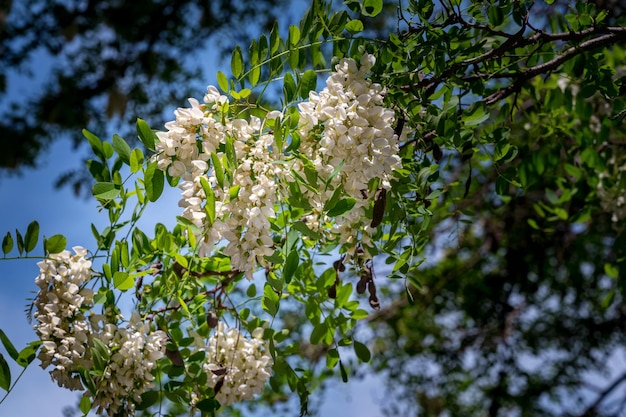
[0,364,30,406]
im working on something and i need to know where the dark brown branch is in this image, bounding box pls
[398,24,626,103]
[483,32,626,105]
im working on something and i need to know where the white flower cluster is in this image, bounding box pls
[34,247,166,416]
[155,87,284,279]
[88,312,166,416]
[35,246,95,390]
[296,54,401,250]
[597,155,626,222]
[155,54,402,272]
[202,324,273,406]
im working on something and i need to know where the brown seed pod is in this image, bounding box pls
[165,347,184,367]
[394,117,406,137]
[206,311,219,328]
[327,284,337,299]
[333,259,346,272]
[214,377,225,394]
[432,143,443,162]
[172,261,187,278]
[367,279,377,297]
[210,366,227,376]
[370,187,387,228]
[356,278,367,295]
[369,295,380,311]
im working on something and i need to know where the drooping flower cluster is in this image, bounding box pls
[34,246,95,390]
[155,53,402,274]
[88,312,167,415]
[202,324,273,406]
[296,53,402,249]
[33,247,166,416]
[597,155,626,222]
[155,87,284,279]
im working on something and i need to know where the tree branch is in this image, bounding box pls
[483,32,626,105]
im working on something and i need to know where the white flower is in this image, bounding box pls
[597,155,626,222]
[296,53,402,256]
[34,248,166,416]
[156,91,284,279]
[202,324,273,406]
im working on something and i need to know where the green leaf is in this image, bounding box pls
[225,135,237,169]
[283,250,299,283]
[217,71,229,92]
[129,148,144,174]
[136,118,156,151]
[196,398,220,413]
[231,46,244,79]
[92,182,121,200]
[339,360,348,382]
[0,353,10,391]
[24,221,39,253]
[229,185,241,200]
[135,390,159,411]
[463,102,490,127]
[246,283,257,297]
[326,198,356,217]
[16,342,40,367]
[326,348,340,369]
[112,134,131,165]
[345,19,364,34]
[145,162,164,202]
[83,129,104,160]
[2,232,13,255]
[113,271,134,291]
[353,341,371,362]
[300,70,317,100]
[310,322,328,345]
[79,395,91,415]
[249,65,261,87]
[362,0,383,16]
[270,21,280,55]
[211,153,224,188]
[262,283,280,316]
[288,25,300,46]
[200,177,215,224]
[0,329,18,361]
[284,72,297,103]
[44,235,67,253]
[604,263,619,278]
[15,229,24,255]
[292,221,321,240]
[323,186,344,213]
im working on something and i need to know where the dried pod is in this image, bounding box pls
[370,187,387,228]
[369,294,380,311]
[367,279,377,297]
[432,143,443,162]
[165,347,184,367]
[333,259,346,272]
[394,117,406,137]
[150,261,163,275]
[327,283,337,299]
[462,142,474,162]
[206,311,219,328]
[356,278,367,294]
[210,366,227,376]
[214,377,225,394]
[172,261,187,278]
